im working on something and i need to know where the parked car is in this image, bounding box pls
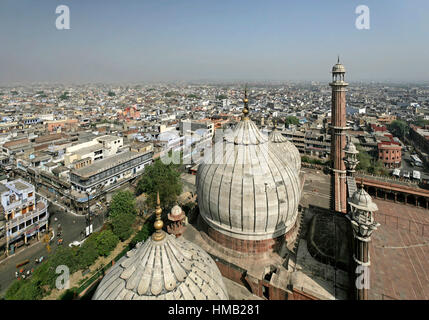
[69,240,81,248]
[392,169,400,178]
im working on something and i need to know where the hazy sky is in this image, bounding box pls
[1,0,428,84]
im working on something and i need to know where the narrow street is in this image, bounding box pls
[0,202,105,296]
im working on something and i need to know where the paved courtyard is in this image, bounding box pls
[370,200,429,300]
[300,168,429,300]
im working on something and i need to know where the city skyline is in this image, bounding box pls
[1,0,429,84]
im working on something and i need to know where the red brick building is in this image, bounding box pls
[378,141,402,168]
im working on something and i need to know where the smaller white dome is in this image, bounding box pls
[170,205,183,217]
[345,141,358,154]
[349,187,378,212]
[93,232,228,300]
[332,63,346,73]
[269,129,301,171]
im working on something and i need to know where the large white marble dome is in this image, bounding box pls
[196,115,302,242]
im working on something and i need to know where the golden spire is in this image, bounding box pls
[152,191,165,241]
[242,85,249,120]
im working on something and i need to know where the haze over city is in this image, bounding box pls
[1,0,429,84]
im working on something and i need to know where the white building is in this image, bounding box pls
[0,179,48,250]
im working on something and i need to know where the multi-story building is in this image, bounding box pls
[46,119,78,132]
[64,135,123,167]
[0,179,48,252]
[410,124,429,156]
[179,120,214,138]
[280,129,330,158]
[70,150,153,195]
[377,141,402,168]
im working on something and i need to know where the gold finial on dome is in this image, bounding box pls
[242,85,249,120]
[152,191,165,241]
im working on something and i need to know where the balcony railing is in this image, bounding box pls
[6,202,47,230]
[7,216,49,239]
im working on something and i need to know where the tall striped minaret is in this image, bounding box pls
[330,57,348,214]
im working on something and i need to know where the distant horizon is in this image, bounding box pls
[1,79,429,88]
[1,0,429,84]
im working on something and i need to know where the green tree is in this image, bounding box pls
[388,120,409,140]
[111,211,136,241]
[49,246,79,272]
[356,144,371,172]
[413,117,429,127]
[108,191,137,241]
[95,229,119,256]
[4,281,24,300]
[59,91,69,100]
[369,160,388,176]
[8,280,42,300]
[187,94,200,99]
[130,221,155,248]
[77,237,99,268]
[136,159,182,209]
[109,190,136,219]
[108,91,116,97]
[284,116,300,126]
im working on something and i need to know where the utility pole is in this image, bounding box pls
[85,185,104,237]
[5,220,9,257]
[86,191,92,237]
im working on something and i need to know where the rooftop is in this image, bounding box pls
[96,135,120,142]
[0,184,9,194]
[72,151,144,178]
[12,180,31,191]
[73,143,103,157]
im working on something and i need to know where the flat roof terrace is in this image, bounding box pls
[96,135,120,142]
[71,151,145,178]
[73,143,103,157]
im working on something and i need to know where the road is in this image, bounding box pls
[0,202,105,296]
[401,150,429,180]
